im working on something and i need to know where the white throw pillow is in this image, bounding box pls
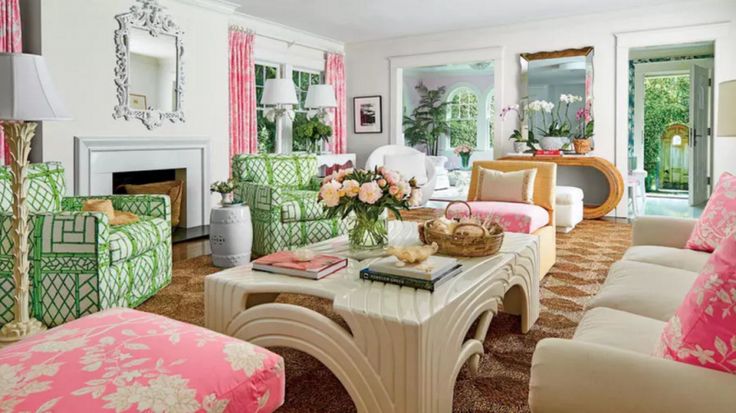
[383,153,428,186]
[475,168,537,204]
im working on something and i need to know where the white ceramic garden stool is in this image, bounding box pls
[209,204,253,268]
[555,186,584,233]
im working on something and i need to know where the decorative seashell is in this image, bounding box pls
[387,243,439,265]
[292,248,316,262]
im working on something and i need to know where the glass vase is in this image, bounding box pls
[349,213,388,252]
[460,152,471,169]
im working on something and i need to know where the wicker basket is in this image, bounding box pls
[418,201,504,257]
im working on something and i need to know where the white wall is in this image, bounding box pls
[345,0,736,183]
[23,0,343,202]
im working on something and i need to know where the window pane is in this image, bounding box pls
[266,66,277,80]
[257,110,276,153]
[255,65,264,86]
[256,88,263,105]
[311,73,321,84]
[292,70,300,84]
[300,71,310,87]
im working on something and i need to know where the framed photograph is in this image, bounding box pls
[129,93,148,110]
[353,96,382,134]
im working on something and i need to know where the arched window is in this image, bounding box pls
[447,87,478,148]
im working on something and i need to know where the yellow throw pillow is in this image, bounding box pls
[82,199,140,226]
[475,168,537,204]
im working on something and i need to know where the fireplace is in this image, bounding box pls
[74,137,210,236]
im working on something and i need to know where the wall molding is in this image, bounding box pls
[173,0,240,15]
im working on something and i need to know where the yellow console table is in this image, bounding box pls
[500,155,624,219]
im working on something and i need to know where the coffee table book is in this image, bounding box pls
[252,251,347,280]
[369,255,459,281]
[360,264,463,292]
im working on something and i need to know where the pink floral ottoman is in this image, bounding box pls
[0,309,285,413]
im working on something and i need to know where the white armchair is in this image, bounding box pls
[365,145,437,207]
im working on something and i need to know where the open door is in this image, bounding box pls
[689,64,710,206]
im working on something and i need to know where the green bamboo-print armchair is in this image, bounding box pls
[0,162,172,328]
[232,153,349,257]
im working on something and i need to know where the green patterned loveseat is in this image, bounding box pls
[233,153,349,257]
[0,162,172,328]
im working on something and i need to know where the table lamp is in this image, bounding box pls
[0,53,70,343]
[718,80,736,137]
[261,78,297,153]
[305,84,337,122]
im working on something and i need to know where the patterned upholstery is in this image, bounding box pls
[0,163,172,328]
[233,153,349,257]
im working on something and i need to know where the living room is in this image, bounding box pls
[1,0,735,412]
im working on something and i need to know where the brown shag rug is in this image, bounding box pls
[139,213,632,412]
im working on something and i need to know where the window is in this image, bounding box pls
[447,87,479,148]
[255,63,279,153]
[292,68,324,152]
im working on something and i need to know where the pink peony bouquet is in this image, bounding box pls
[453,144,473,155]
[319,167,422,220]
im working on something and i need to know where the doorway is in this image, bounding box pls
[628,42,714,218]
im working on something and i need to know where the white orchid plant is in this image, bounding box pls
[528,94,584,137]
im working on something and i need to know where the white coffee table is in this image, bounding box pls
[205,221,539,413]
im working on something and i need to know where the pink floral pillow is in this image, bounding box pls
[656,229,736,374]
[686,172,736,252]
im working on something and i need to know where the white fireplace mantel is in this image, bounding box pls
[74,137,210,228]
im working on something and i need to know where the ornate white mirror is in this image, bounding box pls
[113,0,184,130]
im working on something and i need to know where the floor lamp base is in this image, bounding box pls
[0,318,47,343]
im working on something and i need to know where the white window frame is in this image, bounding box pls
[446,86,480,151]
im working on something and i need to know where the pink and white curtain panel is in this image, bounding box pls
[325,53,347,154]
[229,29,258,159]
[0,0,22,165]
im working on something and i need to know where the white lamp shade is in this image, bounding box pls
[261,78,298,106]
[718,80,736,137]
[0,53,70,121]
[305,84,337,109]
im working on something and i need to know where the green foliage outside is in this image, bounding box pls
[643,76,689,192]
[448,90,478,148]
[257,111,276,153]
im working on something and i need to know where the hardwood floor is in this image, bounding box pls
[172,238,210,263]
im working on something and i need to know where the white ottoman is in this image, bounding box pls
[555,186,584,233]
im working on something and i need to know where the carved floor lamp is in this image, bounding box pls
[0,53,69,343]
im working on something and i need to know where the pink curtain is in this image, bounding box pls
[325,53,347,154]
[229,29,258,159]
[0,0,22,165]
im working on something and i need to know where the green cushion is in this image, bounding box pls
[280,189,324,223]
[0,162,65,213]
[233,154,317,189]
[109,216,170,264]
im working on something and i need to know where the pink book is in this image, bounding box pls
[252,251,348,279]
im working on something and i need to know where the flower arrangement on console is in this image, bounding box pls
[571,104,595,154]
[528,94,584,150]
[319,167,422,251]
[210,179,237,205]
[453,144,473,169]
[500,102,533,152]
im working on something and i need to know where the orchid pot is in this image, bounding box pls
[540,136,567,151]
[513,141,527,153]
[573,138,592,154]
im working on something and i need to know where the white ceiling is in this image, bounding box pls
[232,0,692,43]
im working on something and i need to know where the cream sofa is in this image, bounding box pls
[529,216,736,413]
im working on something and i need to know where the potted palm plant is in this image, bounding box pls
[403,82,450,156]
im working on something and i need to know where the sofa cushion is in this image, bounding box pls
[0,162,65,213]
[280,189,324,223]
[447,201,549,234]
[109,216,170,264]
[587,260,698,321]
[0,308,285,413]
[475,167,537,204]
[574,307,666,355]
[657,229,736,374]
[624,245,710,273]
[686,172,736,252]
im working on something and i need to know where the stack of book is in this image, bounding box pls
[359,255,462,292]
[252,251,347,280]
